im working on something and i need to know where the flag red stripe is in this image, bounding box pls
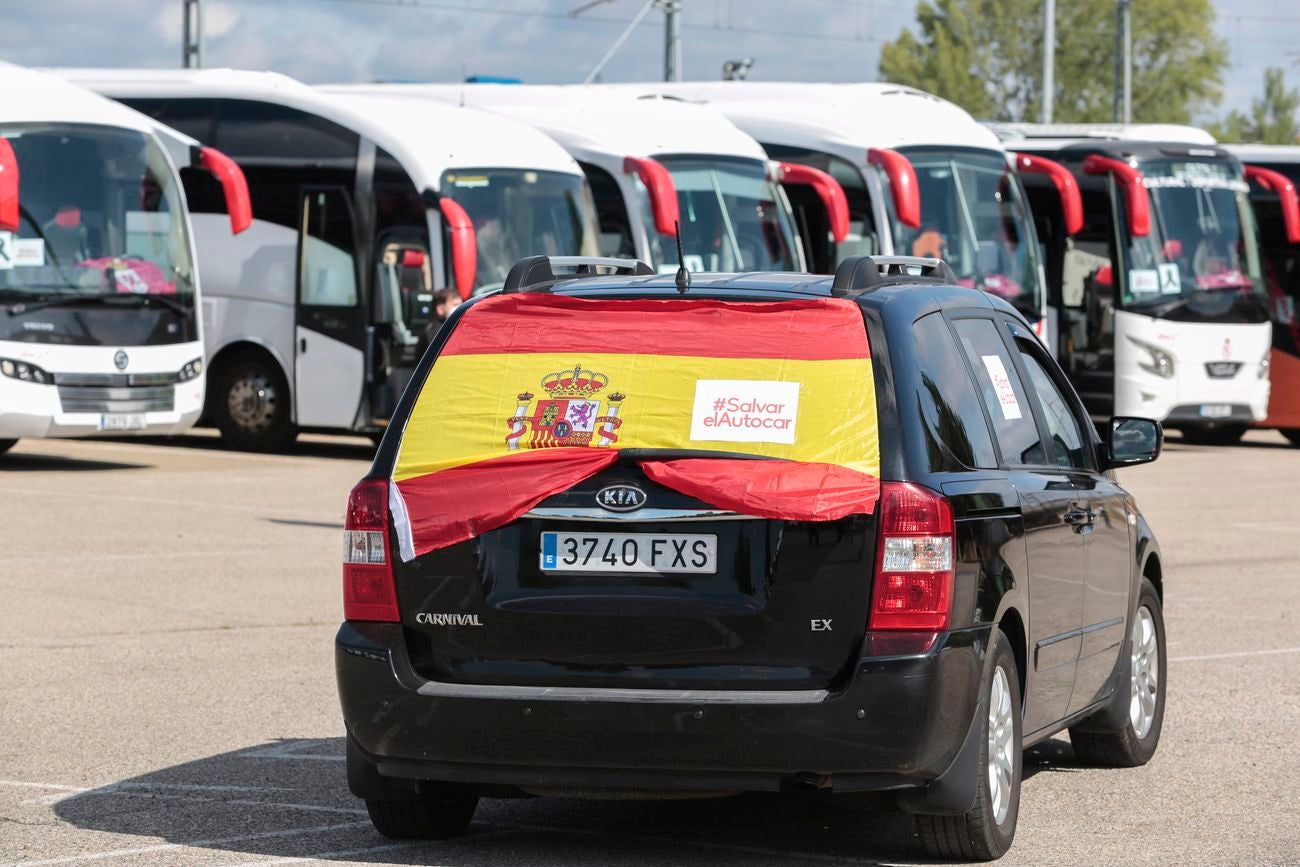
[395,449,617,558]
[641,458,881,522]
[441,294,870,361]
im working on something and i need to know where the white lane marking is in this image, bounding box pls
[0,780,88,792]
[1170,645,1300,663]
[240,742,346,763]
[20,782,295,806]
[1,548,280,565]
[224,829,525,866]
[59,788,367,816]
[0,485,343,520]
[11,820,370,867]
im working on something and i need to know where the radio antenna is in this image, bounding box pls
[673,220,690,294]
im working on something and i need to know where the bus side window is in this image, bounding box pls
[579,161,634,258]
[299,188,358,307]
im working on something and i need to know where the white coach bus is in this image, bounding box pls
[0,63,249,456]
[60,69,602,450]
[328,83,824,274]
[996,124,1288,443]
[608,81,1060,342]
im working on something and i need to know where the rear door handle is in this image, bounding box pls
[1064,504,1095,526]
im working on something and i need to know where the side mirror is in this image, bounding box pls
[1104,416,1162,469]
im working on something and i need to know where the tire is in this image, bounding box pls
[0,439,17,455]
[1069,578,1166,768]
[914,629,1022,862]
[1281,429,1300,448]
[1179,424,1246,445]
[365,786,478,840]
[212,351,297,452]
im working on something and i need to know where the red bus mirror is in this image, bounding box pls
[198,146,252,235]
[1012,152,1083,236]
[439,196,477,301]
[0,138,18,233]
[623,156,679,237]
[867,147,921,229]
[1245,164,1300,245]
[779,162,849,243]
[1083,154,1150,237]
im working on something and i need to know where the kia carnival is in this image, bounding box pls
[335,254,1166,861]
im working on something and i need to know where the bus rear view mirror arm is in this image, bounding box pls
[867,148,920,229]
[1013,152,1083,236]
[438,196,477,302]
[0,138,18,233]
[1083,154,1150,237]
[197,146,253,235]
[623,156,680,237]
[778,162,849,244]
[1104,416,1162,469]
[1245,164,1300,244]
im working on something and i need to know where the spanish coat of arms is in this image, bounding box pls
[506,364,625,449]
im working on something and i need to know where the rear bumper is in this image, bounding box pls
[336,621,989,796]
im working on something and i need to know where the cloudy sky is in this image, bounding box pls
[2,0,1296,121]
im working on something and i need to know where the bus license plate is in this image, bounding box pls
[540,532,717,574]
[1198,404,1232,419]
[99,413,147,431]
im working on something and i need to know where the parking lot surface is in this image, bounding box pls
[2,429,1298,866]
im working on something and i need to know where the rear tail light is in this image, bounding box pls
[342,478,400,622]
[869,482,954,631]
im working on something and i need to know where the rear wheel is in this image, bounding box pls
[213,351,297,452]
[1179,424,1246,445]
[365,786,478,840]
[1069,578,1166,767]
[0,439,16,455]
[914,629,1021,861]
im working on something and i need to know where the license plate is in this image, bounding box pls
[99,413,147,431]
[540,531,717,574]
[1198,404,1232,419]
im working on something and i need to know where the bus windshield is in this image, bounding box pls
[895,148,1045,322]
[649,155,800,272]
[440,168,601,294]
[1123,158,1268,323]
[0,124,195,313]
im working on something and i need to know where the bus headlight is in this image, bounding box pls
[1127,337,1175,379]
[177,358,204,382]
[0,358,51,384]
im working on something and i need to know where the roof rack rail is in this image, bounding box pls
[501,255,656,294]
[830,255,957,297]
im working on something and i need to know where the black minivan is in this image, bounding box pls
[336,255,1167,861]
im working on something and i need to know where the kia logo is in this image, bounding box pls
[113,350,129,370]
[596,484,646,512]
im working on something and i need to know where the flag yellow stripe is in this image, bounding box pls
[394,352,878,483]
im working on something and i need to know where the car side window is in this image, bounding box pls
[951,317,1048,467]
[910,313,999,471]
[1016,344,1090,470]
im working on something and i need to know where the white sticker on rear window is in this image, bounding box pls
[981,355,1023,421]
[0,231,12,270]
[1157,263,1181,295]
[690,379,800,444]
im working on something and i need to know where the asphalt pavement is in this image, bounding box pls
[1,429,1298,866]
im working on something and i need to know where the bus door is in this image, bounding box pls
[1058,176,1123,420]
[296,186,366,429]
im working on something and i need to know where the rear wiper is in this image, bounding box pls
[6,292,191,316]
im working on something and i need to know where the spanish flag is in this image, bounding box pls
[391,294,881,560]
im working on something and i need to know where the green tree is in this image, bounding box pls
[1208,68,1300,144]
[878,0,1228,124]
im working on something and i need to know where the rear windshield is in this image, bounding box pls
[389,293,882,559]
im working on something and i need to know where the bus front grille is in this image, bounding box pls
[58,385,175,414]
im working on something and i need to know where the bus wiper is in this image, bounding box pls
[6,292,191,316]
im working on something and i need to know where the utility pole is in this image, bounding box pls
[1041,0,1055,123]
[1112,0,1132,123]
[661,0,682,82]
[182,0,203,69]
